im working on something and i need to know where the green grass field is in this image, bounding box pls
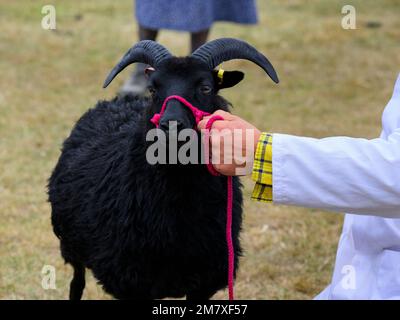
[0,0,399,299]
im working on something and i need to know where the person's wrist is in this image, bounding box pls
[253,130,261,157]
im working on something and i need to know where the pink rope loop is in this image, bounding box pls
[150,114,161,126]
[226,175,234,300]
[149,95,210,128]
[205,115,235,301]
[150,95,235,300]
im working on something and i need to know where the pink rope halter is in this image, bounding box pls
[150,95,235,300]
[150,95,211,129]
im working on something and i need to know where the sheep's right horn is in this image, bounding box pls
[192,38,279,84]
[103,40,171,88]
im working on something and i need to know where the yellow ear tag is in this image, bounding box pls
[217,69,224,85]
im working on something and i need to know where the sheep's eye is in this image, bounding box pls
[200,85,212,95]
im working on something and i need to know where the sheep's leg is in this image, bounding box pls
[186,289,217,301]
[69,263,86,300]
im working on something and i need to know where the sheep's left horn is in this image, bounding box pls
[103,40,171,88]
[191,38,279,84]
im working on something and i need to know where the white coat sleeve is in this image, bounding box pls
[272,130,400,218]
[272,74,400,218]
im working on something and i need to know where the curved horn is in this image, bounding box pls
[103,40,172,88]
[191,38,279,84]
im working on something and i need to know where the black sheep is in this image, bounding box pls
[48,38,279,300]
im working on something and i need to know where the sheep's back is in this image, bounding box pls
[48,95,147,258]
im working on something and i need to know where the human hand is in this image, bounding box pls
[198,110,261,176]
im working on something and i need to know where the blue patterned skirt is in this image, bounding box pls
[135,0,258,32]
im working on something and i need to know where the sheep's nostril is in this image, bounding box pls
[176,120,185,131]
[159,121,169,132]
[159,120,185,133]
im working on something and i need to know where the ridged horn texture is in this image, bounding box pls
[192,38,279,83]
[103,40,172,88]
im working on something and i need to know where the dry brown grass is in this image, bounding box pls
[0,0,399,299]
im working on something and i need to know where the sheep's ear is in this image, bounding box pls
[213,70,244,89]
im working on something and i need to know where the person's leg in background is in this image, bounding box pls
[120,25,159,96]
[190,29,209,52]
[138,25,158,42]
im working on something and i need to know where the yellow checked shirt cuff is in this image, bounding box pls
[251,132,273,202]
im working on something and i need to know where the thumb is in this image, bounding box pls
[197,115,212,131]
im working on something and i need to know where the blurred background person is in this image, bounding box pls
[120,0,258,95]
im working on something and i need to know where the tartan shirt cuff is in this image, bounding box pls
[251,132,273,202]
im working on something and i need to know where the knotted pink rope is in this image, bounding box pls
[205,116,235,301]
[150,95,211,128]
[151,95,235,300]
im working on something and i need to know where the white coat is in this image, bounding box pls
[272,74,400,299]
